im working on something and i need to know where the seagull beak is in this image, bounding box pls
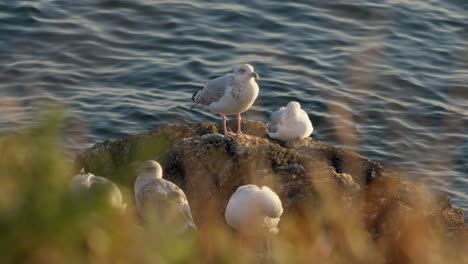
[251,72,260,80]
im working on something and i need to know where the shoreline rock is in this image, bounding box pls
[76,119,465,235]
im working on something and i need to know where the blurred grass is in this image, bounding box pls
[0,112,466,264]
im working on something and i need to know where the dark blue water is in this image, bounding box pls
[0,0,467,215]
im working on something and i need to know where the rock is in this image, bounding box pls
[335,172,361,193]
[75,119,465,235]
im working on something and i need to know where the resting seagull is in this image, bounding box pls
[225,184,283,256]
[134,160,196,232]
[70,169,126,211]
[192,64,260,137]
[268,101,313,142]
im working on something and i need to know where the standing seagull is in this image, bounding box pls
[225,184,283,256]
[70,169,127,211]
[191,64,260,137]
[268,101,313,142]
[134,160,196,232]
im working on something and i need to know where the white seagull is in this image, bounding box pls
[70,169,126,211]
[225,185,283,257]
[191,64,260,137]
[134,160,196,232]
[225,184,283,236]
[268,101,313,142]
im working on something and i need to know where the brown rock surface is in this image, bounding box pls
[76,119,465,236]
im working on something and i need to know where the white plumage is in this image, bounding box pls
[134,160,196,232]
[268,101,313,142]
[70,169,126,211]
[192,64,260,137]
[225,184,283,235]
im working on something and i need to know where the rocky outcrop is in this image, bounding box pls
[76,119,465,237]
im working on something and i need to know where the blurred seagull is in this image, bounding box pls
[225,184,283,256]
[134,160,196,232]
[191,64,260,138]
[268,101,313,142]
[70,169,126,211]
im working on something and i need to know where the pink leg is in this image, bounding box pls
[236,113,250,138]
[222,115,236,137]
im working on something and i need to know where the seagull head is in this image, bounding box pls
[286,101,301,112]
[234,64,259,82]
[138,160,163,179]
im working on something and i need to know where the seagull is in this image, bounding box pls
[225,184,283,256]
[134,160,196,232]
[191,64,260,137]
[70,169,127,211]
[268,101,313,142]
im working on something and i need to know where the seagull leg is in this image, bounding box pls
[222,115,236,137]
[236,113,251,138]
[265,236,272,260]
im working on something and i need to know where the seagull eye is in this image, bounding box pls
[239,69,246,73]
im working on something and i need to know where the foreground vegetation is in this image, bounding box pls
[0,114,466,264]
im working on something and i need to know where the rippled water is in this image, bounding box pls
[0,0,467,216]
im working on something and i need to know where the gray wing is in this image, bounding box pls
[137,179,196,229]
[163,181,197,229]
[193,74,233,105]
[268,107,286,133]
[181,202,197,229]
[136,179,167,214]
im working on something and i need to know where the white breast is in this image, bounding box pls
[209,80,259,115]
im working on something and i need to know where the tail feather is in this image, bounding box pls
[192,90,199,102]
[191,90,201,110]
